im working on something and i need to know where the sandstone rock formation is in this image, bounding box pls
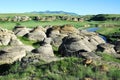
[0,46,26,65]
[0,15,85,23]
[20,45,34,52]
[33,16,84,22]
[0,27,36,65]
[25,26,46,41]
[0,28,23,46]
[12,16,31,22]
[35,38,54,57]
[58,31,105,56]
[96,43,116,55]
[13,25,30,37]
[46,24,79,47]
[60,24,79,34]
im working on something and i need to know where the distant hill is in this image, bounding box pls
[30,11,79,16]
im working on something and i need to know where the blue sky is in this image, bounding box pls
[0,0,120,15]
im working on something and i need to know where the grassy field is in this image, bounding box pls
[0,13,120,30]
[0,20,97,30]
[97,27,120,35]
[0,57,120,80]
[0,13,120,80]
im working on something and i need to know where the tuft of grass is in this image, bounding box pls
[18,36,40,48]
[96,52,120,63]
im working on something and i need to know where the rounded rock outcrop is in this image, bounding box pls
[25,26,46,41]
[0,46,26,65]
[46,24,79,47]
[0,28,23,46]
[58,32,105,57]
[13,25,30,37]
[35,38,54,57]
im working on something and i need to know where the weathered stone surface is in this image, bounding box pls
[9,38,23,46]
[12,16,31,22]
[0,15,85,22]
[43,37,52,44]
[20,45,34,52]
[13,26,30,36]
[34,26,46,32]
[26,26,46,41]
[36,43,54,57]
[58,32,105,56]
[51,34,67,47]
[72,17,78,21]
[96,43,117,56]
[59,24,79,34]
[46,24,79,47]
[46,24,79,37]
[33,38,54,57]
[0,46,26,65]
[0,28,23,46]
[37,44,54,56]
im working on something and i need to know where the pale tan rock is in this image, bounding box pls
[0,46,26,65]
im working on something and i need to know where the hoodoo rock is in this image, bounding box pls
[0,28,23,46]
[46,24,79,47]
[58,31,105,56]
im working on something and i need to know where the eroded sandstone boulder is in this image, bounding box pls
[0,28,23,46]
[97,43,116,54]
[20,45,34,52]
[35,38,54,57]
[96,43,120,58]
[25,26,46,41]
[58,32,105,56]
[46,24,79,47]
[12,16,31,22]
[0,46,26,65]
[13,25,30,37]
[59,24,79,34]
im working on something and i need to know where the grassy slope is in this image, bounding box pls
[0,57,119,80]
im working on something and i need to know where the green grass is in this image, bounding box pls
[18,37,40,48]
[18,37,35,45]
[0,57,120,80]
[0,20,104,30]
[96,52,120,63]
[0,20,90,30]
[97,27,120,35]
